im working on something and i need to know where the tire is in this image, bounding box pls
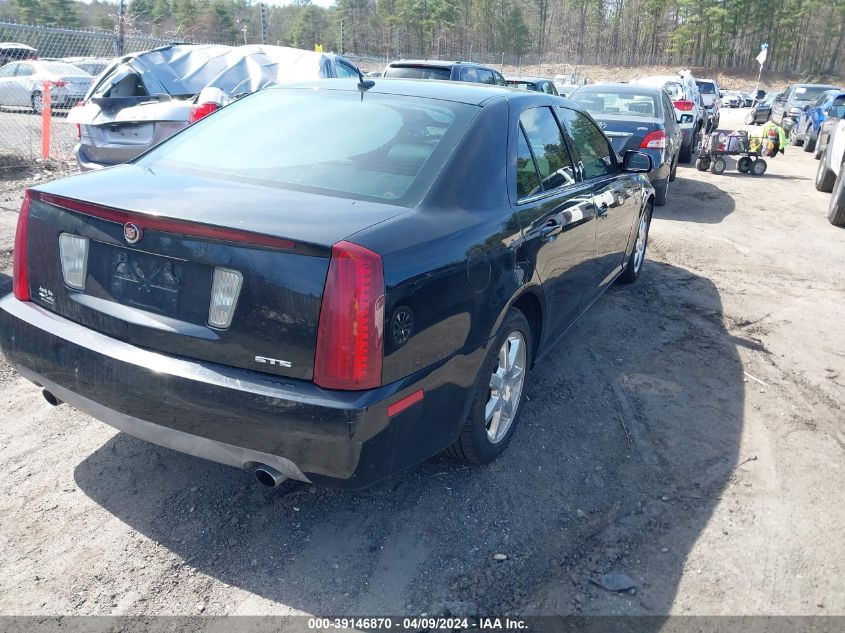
[816,148,836,192]
[668,156,678,182]
[751,159,767,176]
[654,180,668,206]
[446,308,531,464]
[737,157,753,173]
[814,137,825,160]
[711,158,726,174]
[803,128,816,153]
[619,203,652,284]
[829,168,845,227]
[744,112,754,125]
[696,156,711,171]
[788,126,801,146]
[679,138,693,163]
[31,91,42,115]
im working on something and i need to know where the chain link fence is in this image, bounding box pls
[0,22,177,166]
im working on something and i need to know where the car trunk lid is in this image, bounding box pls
[23,166,407,381]
[592,116,662,154]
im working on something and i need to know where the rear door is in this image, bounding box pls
[0,63,18,105]
[513,105,598,339]
[559,107,639,294]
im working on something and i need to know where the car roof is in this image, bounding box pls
[792,83,841,89]
[387,59,494,70]
[272,78,582,108]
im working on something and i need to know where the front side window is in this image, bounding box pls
[492,70,507,86]
[559,108,616,179]
[16,64,35,77]
[0,64,17,78]
[519,107,576,194]
[335,61,359,78]
[137,88,478,206]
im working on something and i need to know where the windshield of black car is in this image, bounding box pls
[384,66,452,80]
[136,88,478,206]
[697,81,717,94]
[572,91,658,117]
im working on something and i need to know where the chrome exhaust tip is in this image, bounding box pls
[254,465,286,488]
[42,389,63,407]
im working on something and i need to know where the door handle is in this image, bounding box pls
[539,219,562,241]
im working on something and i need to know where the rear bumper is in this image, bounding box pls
[0,295,485,487]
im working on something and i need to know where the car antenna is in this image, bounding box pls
[357,67,375,91]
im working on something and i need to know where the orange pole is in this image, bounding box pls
[40,81,51,159]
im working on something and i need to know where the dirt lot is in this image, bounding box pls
[0,107,843,619]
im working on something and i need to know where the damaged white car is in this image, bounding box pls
[68,44,363,170]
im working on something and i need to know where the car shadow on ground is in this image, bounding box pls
[73,261,744,618]
[655,169,736,223]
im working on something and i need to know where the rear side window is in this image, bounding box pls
[384,65,451,80]
[460,67,478,82]
[516,128,541,200]
[0,64,16,78]
[477,69,496,85]
[559,108,616,179]
[519,107,576,195]
[138,88,478,206]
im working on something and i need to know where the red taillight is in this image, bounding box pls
[640,130,667,149]
[314,241,385,390]
[13,190,32,301]
[189,102,220,124]
[53,80,66,88]
[673,99,694,111]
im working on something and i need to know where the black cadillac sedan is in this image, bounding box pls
[1,79,655,488]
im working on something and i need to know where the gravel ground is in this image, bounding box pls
[0,107,843,618]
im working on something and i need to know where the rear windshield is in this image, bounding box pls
[696,81,717,94]
[384,65,452,80]
[571,90,659,117]
[661,82,684,100]
[507,80,538,91]
[136,87,478,206]
[41,62,91,76]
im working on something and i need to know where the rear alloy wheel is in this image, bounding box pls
[803,128,816,153]
[751,159,767,176]
[788,126,801,146]
[816,148,836,192]
[711,157,726,175]
[814,138,825,160]
[619,205,651,284]
[737,157,753,173]
[31,91,43,115]
[446,308,531,464]
[828,168,845,227]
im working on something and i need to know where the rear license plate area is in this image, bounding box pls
[85,241,213,324]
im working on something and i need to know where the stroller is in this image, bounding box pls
[696,130,768,176]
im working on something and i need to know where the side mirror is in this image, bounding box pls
[623,150,652,173]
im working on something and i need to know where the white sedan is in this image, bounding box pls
[0,60,92,113]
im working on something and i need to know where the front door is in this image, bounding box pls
[559,106,640,295]
[513,105,598,343]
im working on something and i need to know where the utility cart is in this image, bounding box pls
[696,130,768,176]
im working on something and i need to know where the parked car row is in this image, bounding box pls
[814,114,845,226]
